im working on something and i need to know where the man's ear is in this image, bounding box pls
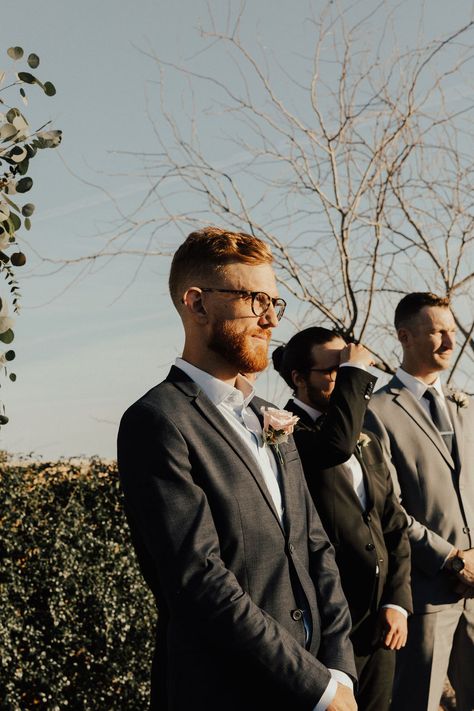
[291,369,306,390]
[397,326,410,347]
[182,287,208,321]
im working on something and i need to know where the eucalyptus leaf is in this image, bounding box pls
[0,327,14,343]
[4,196,20,212]
[24,217,31,231]
[5,350,15,361]
[8,374,16,382]
[9,146,27,163]
[0,413,9,423]
[15,177,33,193]
[11,252,26,267]
[6,108,20,123]
[17,158,30,176]
[43,81,56,97]
[0,124,17,142]
[27,54,40,69]
[7,47,23,60]
[8,213,21,231]
[21,203,35,217]
[17,71,36,85]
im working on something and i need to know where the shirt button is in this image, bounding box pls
[291,609,303,621]
[366,543,375,551]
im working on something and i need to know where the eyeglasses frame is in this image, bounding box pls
[198,287,286,321]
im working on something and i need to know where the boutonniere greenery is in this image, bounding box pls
[261,407,299,461]
[449,390,469,409]
[357,432,371,448]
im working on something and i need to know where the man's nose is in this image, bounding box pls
[443,331,455,349]
[259,304,279,328]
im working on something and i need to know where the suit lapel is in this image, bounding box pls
[169,368,285,529]
[444,389,464,473]
[388,377,455,469]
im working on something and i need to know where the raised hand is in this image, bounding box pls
[339,343,375,368]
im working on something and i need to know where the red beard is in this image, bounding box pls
[208,320,271,373]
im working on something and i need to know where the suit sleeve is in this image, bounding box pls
[365,408,453,576]
[370,436,413,613]
[118,402,343,706]
[294,367,377,470]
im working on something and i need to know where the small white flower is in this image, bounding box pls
[357,432,371,448]
[449,390,469,409]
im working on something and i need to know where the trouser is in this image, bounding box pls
[391,599,474,711]
[351,611,396,711]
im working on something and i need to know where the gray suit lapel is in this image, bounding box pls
[388,376,455,469]
[444,389,464,472]
[171,370,285,529]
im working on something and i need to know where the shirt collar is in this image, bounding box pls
[395,367,444,401]
[175,357,255,408]
[292,397,322,422]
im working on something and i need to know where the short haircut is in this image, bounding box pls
[169,226,273,310]
[394,292,451,330]
[272,326,343,390]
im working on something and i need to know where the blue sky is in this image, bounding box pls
[0,0,472,459]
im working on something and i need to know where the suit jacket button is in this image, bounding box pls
[291,609,303,621]
[365,543,375,551]
[364,513,372,523]
[288,543,295,554]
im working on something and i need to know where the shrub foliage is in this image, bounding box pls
[0,456,156,710]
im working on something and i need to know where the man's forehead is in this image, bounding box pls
[418,305,455,327]
[219,261,277,289]
[311,338,345,363]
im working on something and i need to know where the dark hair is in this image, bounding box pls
[272,327,343,389]
[394,292,450,330]
[169,226,273,310]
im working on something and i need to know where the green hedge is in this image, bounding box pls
[0,456,156,710]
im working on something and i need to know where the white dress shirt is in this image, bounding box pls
[395,367,452,425]
[174,358,352,710]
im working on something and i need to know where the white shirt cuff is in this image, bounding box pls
[339,362,368,372]
[313,670,353,711]
[381,604,408,618]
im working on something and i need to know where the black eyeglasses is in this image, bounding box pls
[199,288,286,321]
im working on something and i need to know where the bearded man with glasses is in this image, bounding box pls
[118,227,357,711]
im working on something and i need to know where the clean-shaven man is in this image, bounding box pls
[366,292,474,711]
[273,327,412,711]
[118,228,357,711]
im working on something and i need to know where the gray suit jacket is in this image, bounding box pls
[118,366,356,710]
[366,375,474,612]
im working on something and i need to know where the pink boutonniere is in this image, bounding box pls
[261,407,299,461]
